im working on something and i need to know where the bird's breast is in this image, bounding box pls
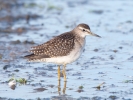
[34,38,86,65]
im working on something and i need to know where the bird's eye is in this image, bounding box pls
[82,29,85,32]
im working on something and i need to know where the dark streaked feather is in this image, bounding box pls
[77,23,90,30]
[24,53,50,60]
[25,32,75,61]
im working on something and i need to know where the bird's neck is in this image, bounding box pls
[72,29,87,38]
[71,31,86,45]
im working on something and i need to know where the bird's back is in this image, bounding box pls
[25,32,76,62]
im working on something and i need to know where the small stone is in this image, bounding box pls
[8,80,16,90]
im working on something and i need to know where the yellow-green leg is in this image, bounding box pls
[58,65,60,81]
[62,64,67,82]
[63,81,67,94]
[58,80,61,95]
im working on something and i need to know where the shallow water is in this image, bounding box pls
[0,0,133,100]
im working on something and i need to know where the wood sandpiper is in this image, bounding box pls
[25,23,101,81]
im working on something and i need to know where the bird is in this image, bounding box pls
[24,23,101,81]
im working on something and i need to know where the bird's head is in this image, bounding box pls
[74,23,101,38]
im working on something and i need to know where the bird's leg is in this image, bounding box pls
[58,65,60,81]
[58,79,61,95]
[58,65,61,95]
[62,64,67,82]
[63,81,67,94]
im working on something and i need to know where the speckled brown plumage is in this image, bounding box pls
[24,23,101,81]
[25,23,101,62]
[25,32,75,61]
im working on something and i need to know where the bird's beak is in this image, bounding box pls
[90,32,101,38]
[87,29,101,38]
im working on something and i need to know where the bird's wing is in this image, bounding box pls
[25,32,75,60]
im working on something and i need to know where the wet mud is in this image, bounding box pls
[0,0,133,100]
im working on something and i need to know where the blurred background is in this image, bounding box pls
[0,0,133,99]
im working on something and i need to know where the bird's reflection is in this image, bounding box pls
[58,80,67,95]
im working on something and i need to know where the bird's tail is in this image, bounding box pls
[24,53,50,61]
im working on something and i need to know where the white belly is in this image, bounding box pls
[36,40,85,65]
[45,47,83,64]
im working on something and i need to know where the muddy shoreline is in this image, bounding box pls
[0,0,133,100]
